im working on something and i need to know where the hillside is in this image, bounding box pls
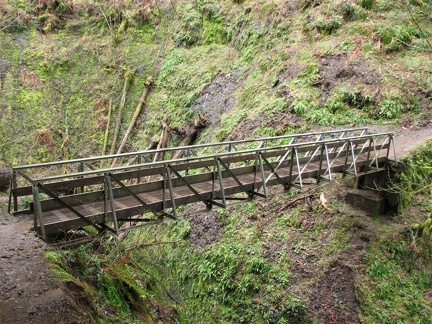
[1,0,431,165]
[1,0,432,323]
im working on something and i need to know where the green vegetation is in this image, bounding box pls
[2,0,431,167]
[45,140,432,323]
[2,0,432,322]
[356,140,432,323]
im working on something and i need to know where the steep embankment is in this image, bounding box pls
[1,0,432,323]
[1,0,431,167]
[0,126,432,323]
[0,213,88,324]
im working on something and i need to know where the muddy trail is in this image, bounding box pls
[1,125,432,323]
[0,212,86,324]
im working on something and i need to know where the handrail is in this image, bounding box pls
[13,128,368,171]
[27,132,392,183]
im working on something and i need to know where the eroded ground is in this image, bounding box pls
[0,209,84,324]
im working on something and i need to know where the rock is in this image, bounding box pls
[0,168,11,192]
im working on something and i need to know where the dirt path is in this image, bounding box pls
[0,211,83,324]
[366,123,432,158]
[0,124,431,323]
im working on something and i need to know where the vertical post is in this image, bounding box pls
[325,145,332,182]
[162,173,167,211]
[211,164,216,201]
[103,174,108,219]
[165,165,177,218]
[372,137,379,169]
[32,183,46,240]
[389,134,396,161]
[137,155,142,183]
[343,140,350,178]
[78,162,84,194]
[288,147,295,190]
[295,148,303,188]
[8,170,16,214]
[216,158,226,206]
[252,155,257,194]
[317,144,325,184]
[105,173,118,232]
[365,138,372,171]
[351,140,358,177]
[259,153,268,198]
[13,171,18,212]
[184,150,190,176]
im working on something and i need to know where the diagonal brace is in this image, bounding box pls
[261,154,290,190]
[166,165,213,209]
[36,182,108,233]
[217,158,266,199]
[109,173,174,219]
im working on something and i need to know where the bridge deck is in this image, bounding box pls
[39,155,385,235]
[9,128,395,241]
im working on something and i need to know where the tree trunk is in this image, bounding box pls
[153,121,171,163]
[101,99,112,157]
[111,76,153,168]
[109,68,134,156]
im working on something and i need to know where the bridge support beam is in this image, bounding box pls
[346,164,400,216]
[345,189,387,217]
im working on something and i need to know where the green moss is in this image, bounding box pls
[44,251,75,283]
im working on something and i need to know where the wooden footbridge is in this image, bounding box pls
[8,128,396,241]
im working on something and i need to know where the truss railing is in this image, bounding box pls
[8,129,395,240]
[9,128,369,213]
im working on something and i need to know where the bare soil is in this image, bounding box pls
[192,73,241,127]
[0,210,84,324]
[317,54,381,105]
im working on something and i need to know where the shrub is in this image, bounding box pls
[359,0,374,10]
[315,15,343,35]
[300,0,323,10]
[377,95,403,119]
[342,2,356,20]
[378,24,414,52]
[290,99,307,117]
[325,98,348,113]
[339,90,375,108]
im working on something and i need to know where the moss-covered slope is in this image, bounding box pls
[1,0,432,322]
[1,0,431,167]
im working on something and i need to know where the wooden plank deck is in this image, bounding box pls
[37,154,388,235]
[7,129,394,240]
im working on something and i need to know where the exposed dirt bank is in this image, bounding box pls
[0,211,83,324]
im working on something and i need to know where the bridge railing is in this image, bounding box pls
[28,131,395,240]
[9,128,369,213]
[10,130,394,219]
[11,127,368,182]
[10,128,369,185]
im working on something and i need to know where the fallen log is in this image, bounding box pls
[111,76,153,168]
[109,68,135,156]
[101,99,112,157]
[153,121,171,163]
[171,115,208,160]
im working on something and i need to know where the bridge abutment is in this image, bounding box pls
[345,161,403,217]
